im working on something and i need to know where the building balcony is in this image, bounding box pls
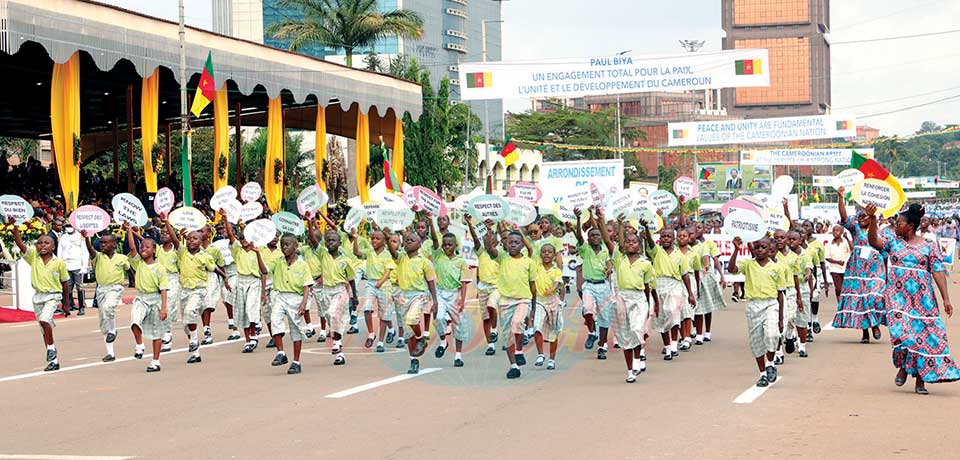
[446,29,467,39]
[449,0,469,5]
[445,42,468,53]
[445,7,468,19]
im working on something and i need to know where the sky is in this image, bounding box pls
[103,0,960,136]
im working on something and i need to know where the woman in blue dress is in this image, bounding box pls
[867,203,958,394]
[832,187,890,342]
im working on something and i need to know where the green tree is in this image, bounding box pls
[238,128,308,198]
[0,137,39,159]
[505,107,645,161]
[657,164,678,192]
[362,50,384,72]
[265,0,423,67]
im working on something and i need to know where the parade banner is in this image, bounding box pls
[668,115,857,147]
[539,159,624,209]
[343,206,366,232]
[272,211,305,236]
[508,182,542,202]
[111,193,148,227]
[698,162,772,204]
[221,198,242,224]
[296,185,328,217]
[703,233,751,282]
[69,205,110,234]
[168,206,206,232]
[673,176,698,200]
[458,49,769,100]
[467,195,510,222]
[722,209,766,243]
[741,148,874,166]
[154,187,175,216]
[240,182,262,203]
[243,219,277,248]
[239,202,263,223]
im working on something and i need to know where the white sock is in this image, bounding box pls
[487,343,495,349]
[765,359,774,368]
[135,343,145,352]
[455,352,462,360]
[277,350,286,356]
[705,332,712,339]
[639,361,647,370]
[511,363,519,369]
[334,339,342,349]
[377,341,384,347]
[162,332,172,342]
[514,351,523,356]
[189,330,198,342]
[105,341,115,356]
[691,327,698,336]
[600,344,608,351]
[696,334,704,342]
[813,314,819,322]
[306,323,315,331]
[47,344,55,351]
[228,319,236,327]
[799,343,807,352]
[439,340,448,349]
[639,349,646,357]
[150,359,160,366]
[670,342,678,353]
[760,371,767,379]
[203,326,211,333]
[293,360,300,365]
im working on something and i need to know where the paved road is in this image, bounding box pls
[1,280,958,460]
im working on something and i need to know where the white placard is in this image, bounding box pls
[0,194,33,225]
[835,169,865,191]
[604,189,637,219]
[69,205,111,234]
[343,205,366,232]
[154,187,175,216]
[403,188,417,207]
[589,183,604,207]
[649,190,678,214]
[771,175,794,199]
[376,205,416,232]
[168,206,207,232]
[765,208,789,232]
[240,182,262,203]
[504,197,537,227]
[669,115,857,147]
[210,185,238,212]
[271,211,305,236]
[296,185,328,217]
[239,202,263,223]
[508,182,542,202]
[222,198,242,224]
[459,49,770,100]
[111,193,148,226]
[853,178,899,212]
[563,186,593,210]
[721,198,760,217]
[467,195,510,222]
[722,209,767,243]
[243,219,277,248]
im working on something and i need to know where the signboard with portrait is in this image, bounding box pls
[698,162,773,204]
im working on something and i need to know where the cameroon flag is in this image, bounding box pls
[500,136,518,167]
[699,168,712,181]
[735,59,763,75]
[466,72,492,89]
[384,158,402,194]
[851,150,905,217]
[190,52,215,117]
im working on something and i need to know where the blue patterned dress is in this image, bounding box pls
[832,217,890,329]
[882,237,960,383]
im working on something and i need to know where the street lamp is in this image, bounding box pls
[482,19,504,187]
[615,50,631,155]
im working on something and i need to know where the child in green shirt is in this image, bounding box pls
[10,219,68,372]
[84,229,130,362]
[729,237,785,387]
[532,243,563,370]
[429,225,470,368]
[224,214,268,353]
[483,230,538,380]
[389,230,439,375]
[124,223,169,372]
[314,214,358,366]
[164,219,219,364]
[352,227,397,352]
[267,234,314,374]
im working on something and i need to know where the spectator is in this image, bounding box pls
[57,223,89,315]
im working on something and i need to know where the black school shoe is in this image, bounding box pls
[271,353,288,366]
[346,326,359,334]
[242,343,255,353]
[287,362,301,374]
[597,348,607,360]
[799,350,809,358]
[515,353,526,366]
[435,343,447,358]
[266,337,276,348]
[333,355,346,365]
[146,364,161,373]
[45,348,57,362]
[411,337,426,357]
[756,375,769,387]
[484,345,496,356]
[407,359,420,374]
[506,367,521,379]
[765,365,778,383]
[812,322,822,334]
[785,338,796,354]
[187,355,202,364]
[102,354,115,362]
[454,358,464,367]
[105,332,117,343]
[44,362,60,372]
[488,331,499,343]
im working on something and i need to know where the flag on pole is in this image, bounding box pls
[485,175,493,194]
[851,150,906,217]
[384,158,402,194]
[499,136,518,167]
[181,131,193,205]
[190,52,215,117]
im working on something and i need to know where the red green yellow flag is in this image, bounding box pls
[851,150,906,217]
[735,59,763,75]
[190,52,215,117]
[384,158,401,193]
[499,136,518,167]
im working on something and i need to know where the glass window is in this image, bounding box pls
[734,37,811,105]
[733,0,809,26]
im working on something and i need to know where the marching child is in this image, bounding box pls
[164,219,218,364]
[223,214,267,353]
[353,226,397,352]
[428,221,471,367]
[641,224,696,359]
[772,229,800,365]
[261,236,283,348]
[466,215,500,356]
[10,219,68,371]
[608,217,659,382]
[389,230,440,375]
[267,233,314,374]
[84,228,130,362]
[301,225,326,340]
[124,223,169,372]
[573,207,614,358]
[787,230,813,358]
[532,244,564,370]
[728,237,784,387]
[483,229,538,380]
[692,223,726,345]
[313,214,358,366]
[157,217,181,352]
[199,226,230,345]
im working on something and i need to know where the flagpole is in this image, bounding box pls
[178,0,193,206]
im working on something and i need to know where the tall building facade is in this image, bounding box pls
[720,0,831,118]
[211,0,504,139]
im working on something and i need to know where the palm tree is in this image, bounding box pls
[266,0,424,68]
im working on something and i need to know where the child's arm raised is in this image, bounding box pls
[573,208,585,245]
[123,222,138,258]
[8,217,26,254]
[728,237,742,274]
[161,213,180,249]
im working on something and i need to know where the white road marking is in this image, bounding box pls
[821,323,836,331]
[324,368,442,399]
[0,455,134,460]
[733,377,782,404]
[0,334,267,384]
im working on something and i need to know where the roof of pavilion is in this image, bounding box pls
[0,0,422,151]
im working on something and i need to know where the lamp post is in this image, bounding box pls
[482,19,503,188]
[615,50,631,157]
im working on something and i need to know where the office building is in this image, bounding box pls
[720,0,831,118]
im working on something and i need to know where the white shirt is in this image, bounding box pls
[825,239,852,274]
[57,231,89,272]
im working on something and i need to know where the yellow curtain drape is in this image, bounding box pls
[315,106,327,192]
[264,97,284,213]
[213,84,229,192]
[355,111,370,204]
[393,116,404,185]
[140,68,160,192]
[51,52,81,212]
